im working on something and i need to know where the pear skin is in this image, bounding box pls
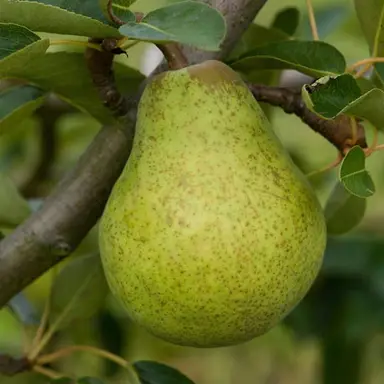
[99,60,326,348]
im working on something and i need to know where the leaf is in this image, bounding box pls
[271,7,300,36]
[49,253,110,329]
[302,74,361,118]
[134,361,195,384]
[119,1,226,51]
[0,172,31,227]
[339,146,375,198]
[324,182,367,235]
[301,74,384,129]
[100,0,136,24]
[7,292,39,325]
[0,0,120,38]
[227,24,289,62]
[0,84,46,134]
[0,52,144,124]
[354,0,384,57]
[0,28,49,74]
[97,309,128,376]
[228,40,346,78]
[0,23,41,60]
[354,0,384,85]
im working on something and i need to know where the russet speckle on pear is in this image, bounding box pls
[99,60,327,348]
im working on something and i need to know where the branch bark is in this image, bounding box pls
[0,0,269,308]
[248,84,367,151]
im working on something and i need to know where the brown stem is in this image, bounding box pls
[0,355,30,376]
[156,43,189,70]
[247,83,367,152]
[107,0,125,26]
[85,39,133,121]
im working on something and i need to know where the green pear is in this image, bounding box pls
[99,60,326,348]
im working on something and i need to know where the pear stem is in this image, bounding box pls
[156,43,189,70]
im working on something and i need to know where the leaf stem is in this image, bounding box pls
[306,0,319,40]
[306,153,342,178]
[37,345,141,384]
[50,39,102,52]
[28,298,50,357]
[33,365,65,380]
[365,126,379,156]
[27,271,94,361]
[347,57,384,74]
[354,63,372,79]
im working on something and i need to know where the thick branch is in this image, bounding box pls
[0,0,267,308]
[248,84,367,152]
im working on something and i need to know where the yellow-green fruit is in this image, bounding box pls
[99,60,327,348]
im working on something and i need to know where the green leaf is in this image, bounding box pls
[228,40,346,78]
[100,0,136,24]
[354,0,384,56]
[324,182,367,235]
[339,146,375,198]
[227,24,289,62]
[271,7,300,36]
[0,0,120,38]
[7,293,39,325]
[302,74,384,130]
[354,0,384,85]
[0,24,49,73]
[49,253,110,329]
[0,52,144,124]
[134,361,195,384]
[0,172,31,227]
[119,1,226,51]
[0,84,46,134]
[302,74,361,118]
[0,23,41,60]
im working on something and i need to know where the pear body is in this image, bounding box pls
[99,60,326,348]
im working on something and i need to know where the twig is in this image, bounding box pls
[306,0,319,40]
[85,38,132,120]
[106,0,125,26]
[247,83,367,152]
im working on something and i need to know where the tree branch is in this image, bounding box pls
[248,84,367,152]
[0,0,268,308]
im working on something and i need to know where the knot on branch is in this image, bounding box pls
[247,83,367,152]
[0,355,30,376]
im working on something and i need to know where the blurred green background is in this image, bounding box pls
[2,0,384,383]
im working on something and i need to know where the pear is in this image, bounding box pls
[99,60,327,348]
